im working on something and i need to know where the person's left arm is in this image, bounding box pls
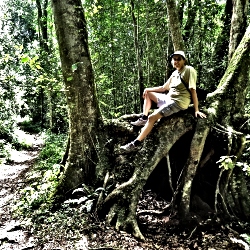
[190,88,207,118]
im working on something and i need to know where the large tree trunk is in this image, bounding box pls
[52,0,101,193]
[210,0,233,87]
[102,111,196,240]
[166,0,185,51]
[228,0,249,61]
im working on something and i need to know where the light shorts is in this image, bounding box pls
[156,97,184,117]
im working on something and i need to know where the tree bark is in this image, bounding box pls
[228,0,249,61]
[102,112,196,240]
[166,0,185,51]
[179,119,210,217]
[52,0,101,193]
[210,0,233,87]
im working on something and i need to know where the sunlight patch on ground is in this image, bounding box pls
[0,220,36,250]
[9,150,38,164]
[0,163,29,180]
[13,129,39,148]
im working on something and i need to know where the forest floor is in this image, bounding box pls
[0,132,250,250]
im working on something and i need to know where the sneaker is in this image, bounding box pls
[131,118,147,126]
[120,141,139,153]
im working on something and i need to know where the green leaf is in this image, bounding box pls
[21,56,30,63]
[67,76,73,81]
[36,64,42,70]
[72,63,78,72]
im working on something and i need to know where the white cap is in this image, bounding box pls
[170,51,186,60]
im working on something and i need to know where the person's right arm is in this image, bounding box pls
[142,86,165,98]
[143,78,171,98]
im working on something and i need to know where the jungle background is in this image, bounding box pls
[0,0,250,249]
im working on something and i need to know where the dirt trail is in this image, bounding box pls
[0,132,43,250]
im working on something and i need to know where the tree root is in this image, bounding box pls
[101,175,146,241]
[179,120,210,218]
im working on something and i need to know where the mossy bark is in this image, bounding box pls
[52,0,101,193]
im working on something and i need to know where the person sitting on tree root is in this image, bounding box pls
[120,50,207,153]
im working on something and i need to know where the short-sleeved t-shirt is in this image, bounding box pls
[163,65,197,109]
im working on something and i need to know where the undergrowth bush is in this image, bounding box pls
[18,120,42,134]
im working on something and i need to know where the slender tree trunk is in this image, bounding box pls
[182,0,199,43]
[36,0,49,51]
[130,0,144,111]
[36,0,49,128]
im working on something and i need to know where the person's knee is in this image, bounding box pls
[148,114,160,123]
[147,92,158,103]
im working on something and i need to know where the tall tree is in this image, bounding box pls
[210,0,233,88]
[52,0,101,192]
[130,0,144,110]
[36,0,49,128]
[166,0,185,51]
[228,0,249,61]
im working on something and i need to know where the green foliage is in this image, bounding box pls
[236,162,250,176]
[83,0,169,117]
[216,155,236,170]
[236,134,250,176]
[0,0,37,132]
[241,234,250,245]
[18,120,42,133]
[14,132,67,215]
[217,146,250,176]
[64,184,112,213]
[0,140,11,161]
[0,0,68,135]
[38,132,66,166]
[81,0,228,118]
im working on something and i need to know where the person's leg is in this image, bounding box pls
[131,92,164,126]
[136,112,162,141]
[142,92,159,116]
[136,100,183,141]
[121,100,182,153]
[120,111,162,152]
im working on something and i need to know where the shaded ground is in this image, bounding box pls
[0,132,43,249]
[0,132,249,249]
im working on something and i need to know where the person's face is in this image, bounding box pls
[172,55,185,70]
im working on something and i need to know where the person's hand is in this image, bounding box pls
[195,110,207,118]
